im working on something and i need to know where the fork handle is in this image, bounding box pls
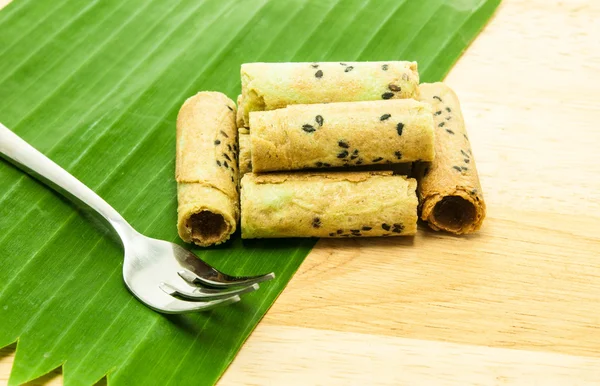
[0,122,137,242]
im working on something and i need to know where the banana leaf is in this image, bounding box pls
[0,0,500,384]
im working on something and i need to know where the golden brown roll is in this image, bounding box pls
[249,99,434,172]
[240,61,420,126]
[414,83,486,234]
[176,92,239,246]
[240,171,418,239]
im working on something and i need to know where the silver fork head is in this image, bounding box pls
[121,234,275,314]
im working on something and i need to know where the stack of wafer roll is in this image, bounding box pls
[176,61,485,246]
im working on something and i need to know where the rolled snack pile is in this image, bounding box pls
[249,99,435,172]
[176,92,239,246]
[238,128,252,176]
[413,83,486,234]
[241,171,418,239]
[240,61,419,126]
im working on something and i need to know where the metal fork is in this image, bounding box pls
[0,122,274,314]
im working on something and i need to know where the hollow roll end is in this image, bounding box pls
[420,190,486,235]
[177,183,238,247]
[179,209,235,247]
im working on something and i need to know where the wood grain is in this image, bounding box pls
[2,0,600,384]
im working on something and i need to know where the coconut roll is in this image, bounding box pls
[240,171,418,239]
[176,92,239,246]
[249,99,435,172]
[413,83,486,234]
[240,61,420,126]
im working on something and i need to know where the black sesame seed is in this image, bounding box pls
[388,84,401,92]
[337,150,349,158]
[381,223,391,231]
[340,62,347,66]
[216,160,221,167]
[463,134,469,140]
[372,157,383,162]
[329,232,335,237]
[220,130,229,138]
[446,116,452,120]
[315,161,324,167]
[471,189,478,195]
[464,158,470,163]
[380,114,391,121]
[461,150,470,157]
[350,155,358,160]
[446,107,451,112]
[223,153,232,161]
[323,163,331,167]
[231,176,234,182]
[461,166,468,171]
[433,96,442,102]
[453,166,462,172]
[356,159,363,165]
[382,92,394,100]
[227,144,232,151]
[315,115,324,126]
[311,63,319,68]
[394,151,402,160]
[351,229,360,233]
[392,223,404,233]
[315,70,323,78]
[302,124,316,133]
[435,111,442,116]
[353,149,359,155]
[382,64,388,71]
[396,122,404,136]
[337,229,343,234]
[439,122,445,127]
[227,105,234,111]
[224,161,229,168]
[312,217,321,228]
[344,66,354,73]
[214,140,221,145]
[338,140,349,148]
[446,129,455,134]
[362,226,372,231]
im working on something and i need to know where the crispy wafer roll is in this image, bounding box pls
[176,92,239,246]
[238,128,252,176]
[414,83,486,234]
[240,61,419,126]
[249,100,434,172]
[241,172,418,239]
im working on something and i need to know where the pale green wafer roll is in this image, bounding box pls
[238,128,252,176]
[249,99,435,172]
[240,61,419,126]
[241,171,418,239]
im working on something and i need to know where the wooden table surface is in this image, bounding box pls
[2,0,600,384]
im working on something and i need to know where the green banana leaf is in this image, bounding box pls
[0,0,500,384]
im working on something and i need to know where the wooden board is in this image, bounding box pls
[2,0,600,384]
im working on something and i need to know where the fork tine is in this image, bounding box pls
[159,282,259,301]
[178,269,275,288]
[161,295,241,314]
